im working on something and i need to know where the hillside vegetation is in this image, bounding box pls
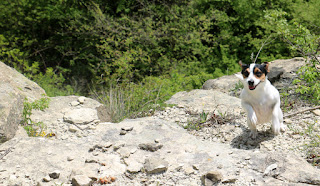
[0,0,319,121]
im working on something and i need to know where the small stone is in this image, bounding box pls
[113,141,125,151]
[312,109,320,116]
[184,166,195,175]
[49,170,60,179]
[120,130,127,135]
[263,163,278,176]
[144,157,168,174]
[121,126,134,131]
[192,164,200,170]
[42,175,51,182]
[72,175,93,186]
[154,139,160,143]
[201,171,223,185]
[67,156,74,161]
[222,177,237,183]
[78,96,86,104]
[245,156,251,160]
[70,101,80,106]
[138,143,163,152]
[68,125,79,133]
[284,118,292,124]
[126,161,143,173]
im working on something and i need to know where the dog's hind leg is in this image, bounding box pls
[278,107,286,132]
[272,103,284,135]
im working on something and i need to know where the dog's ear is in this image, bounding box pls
[263,62,270,73]
[238,60,248,69]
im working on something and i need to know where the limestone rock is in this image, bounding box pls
[138,143,163,152]
[144,157,169,174]
[49,170,61,179]
[201,171,223,185]
[312,109,320,116]
[0,62,46,142]
[166,89,242,115]
[63,108,98,124]
[71,175,93,186]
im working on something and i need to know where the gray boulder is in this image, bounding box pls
[0,61,46,142]
[166,89,242,115]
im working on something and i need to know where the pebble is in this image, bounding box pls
[312,109,320,116]
[69,125,79,133]
[49,170,60,179]
[144,157,168,174]
[70,101,80,106]
[72,175,93,186]
[78,97,86,104]
[42,175,51,182]
[263,163,278,176]
[201,171,223,185]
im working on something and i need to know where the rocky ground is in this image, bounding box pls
[1,58,320,186]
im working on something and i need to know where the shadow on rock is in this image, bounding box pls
[231,124,275,150]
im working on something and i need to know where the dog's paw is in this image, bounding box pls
[280,124,286,132]
[250,130,257,139]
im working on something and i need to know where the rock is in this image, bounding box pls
[138,143,163,152]
[42,175,51,182]
[144,157,168,174]
[68,125,79,133]
[71,175,93,186]
[49,170,60,179]
[78,97,86,104]
[0,61,46,142]
[263,163,278,177]
[70,101,80,106]
[312,109,320,116]
[63,108,98,124]
[121,126,133,131]
[120,130,127,135]
[166,89,242,115]
[201,171,223,185]
[126,160,143,173]
[222,177,237,183]
[202,74,241,92]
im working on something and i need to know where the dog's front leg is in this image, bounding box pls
[242,102,258,139]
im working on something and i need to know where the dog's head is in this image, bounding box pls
[237,61,269,90]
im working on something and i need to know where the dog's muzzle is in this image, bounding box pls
[248,80,258,90]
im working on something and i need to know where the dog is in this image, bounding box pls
[235,61,285,139]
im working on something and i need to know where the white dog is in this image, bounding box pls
[236,61,285,139]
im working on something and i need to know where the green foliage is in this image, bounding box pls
[22,97,50,137]
[0,0,320,111]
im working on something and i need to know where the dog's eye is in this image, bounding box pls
[255,71,262,77]
[243,71,249,77]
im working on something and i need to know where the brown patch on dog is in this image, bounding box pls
[253,67,266,81]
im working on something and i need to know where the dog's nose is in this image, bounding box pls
[248,80,254,86]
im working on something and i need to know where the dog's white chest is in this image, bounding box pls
[250,98,273,123]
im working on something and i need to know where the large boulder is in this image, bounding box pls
[0,62,46,142]
[166,89,242,115]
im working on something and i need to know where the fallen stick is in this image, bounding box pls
[284,105,320,118]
